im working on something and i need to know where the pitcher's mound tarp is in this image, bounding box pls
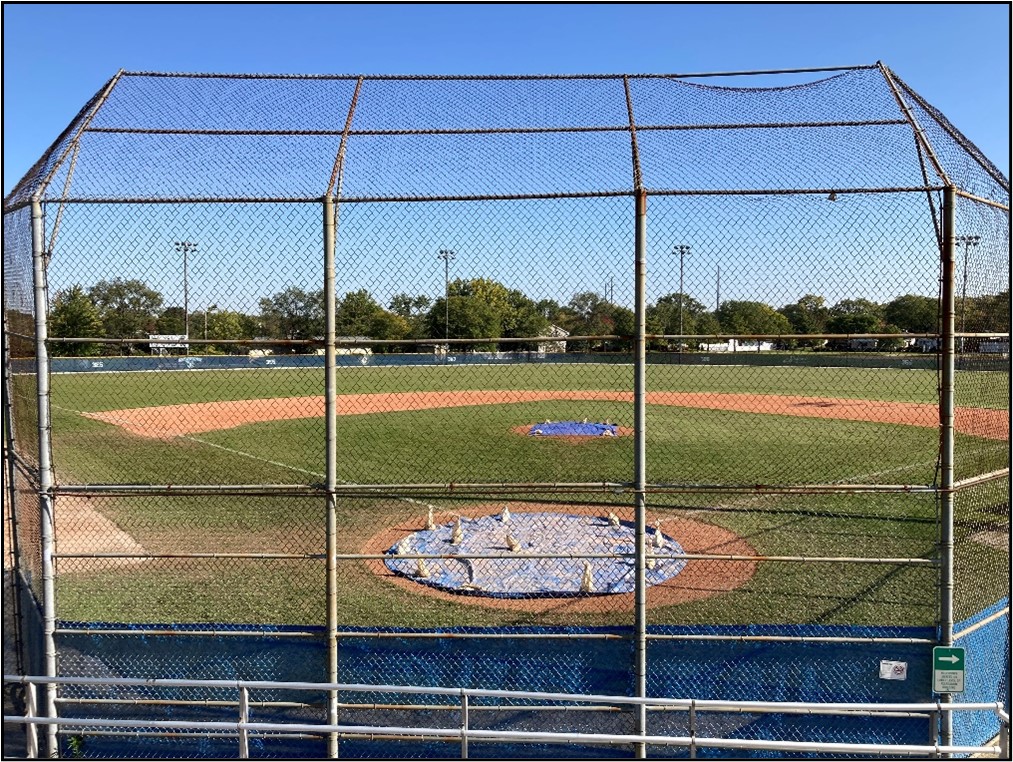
[528,420,619,437]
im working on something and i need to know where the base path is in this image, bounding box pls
[83,390,1009,441]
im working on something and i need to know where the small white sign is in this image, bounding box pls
[879,660,908,681]
[149,334,187,349]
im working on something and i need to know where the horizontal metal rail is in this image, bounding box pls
[954,606,1010,640]
[120,66,878,81]
[10,675,998,713]
[952,469,1010,490]
[49,629,935,645]
[53,628,320,638]
[51,481,941,497]
[83,118,909,138]
[51,549,937,565]
[4,675,1005,760]
[43,330,1006,345]
[6,715,999,758]
[24,185,949,207]
[953,188,1010,211]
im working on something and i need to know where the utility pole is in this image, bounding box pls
[204,304,218,341]
[955,235,980,353]
[174,241,198,355]
[673,245,691,350]
[437,249,456,345]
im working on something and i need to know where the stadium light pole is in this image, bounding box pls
[174,241,198,355]
[673,245,691,350]
[437,249,456,344]
[955,235,980,353]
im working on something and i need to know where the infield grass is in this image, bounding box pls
[47,360,1008,629]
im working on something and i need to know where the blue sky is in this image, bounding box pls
[3,2,1010,196]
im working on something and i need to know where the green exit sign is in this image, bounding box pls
[932,646,966,693]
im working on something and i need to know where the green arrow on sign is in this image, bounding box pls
[932,646,966,693]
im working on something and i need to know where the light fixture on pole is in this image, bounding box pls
[174,240,198,355]
[954,235,980,353]
[437,249,456,344]
[673,245,691,349]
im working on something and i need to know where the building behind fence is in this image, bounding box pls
[3,65,1010,758]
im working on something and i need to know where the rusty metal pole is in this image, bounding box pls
[633,188,648,758]
[323,196,340,758]
[31,198,59,757]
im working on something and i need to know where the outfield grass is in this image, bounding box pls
[51,362,953,411]
[47,361,1008,629]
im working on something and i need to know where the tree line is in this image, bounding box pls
[46,277,1010,356]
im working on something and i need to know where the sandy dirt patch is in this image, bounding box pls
[82,390,1009,441]
[54,496,148,568]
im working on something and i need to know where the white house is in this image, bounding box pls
[537,325,569,354]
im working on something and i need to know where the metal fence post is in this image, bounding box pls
[460,690,469,758]
[323,196,340,758]
[31,198,59,758]
[238,685,250,758]
[633,188,648,759]
[25,681,39,759]
[939,185,957,752]
[2,318,27,683]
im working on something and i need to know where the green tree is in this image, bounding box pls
[426,296,501,350]
[779,295,829,339]
[205,310,255,354]
[562,292,634,351]
[717,301,792,335]
[155,306,186,335]
[88,279,163,350]
[335,289,383,337]
[49,285,104,356]
[884,295,937,333]
[389,293,432,345]
[258,287,323,342]
[826,298,886,350]
[647,292,709,349]
[368,310,411,350]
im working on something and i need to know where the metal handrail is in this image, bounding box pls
[5,675,1008,759]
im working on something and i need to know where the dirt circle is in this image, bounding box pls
[360,503,757,613]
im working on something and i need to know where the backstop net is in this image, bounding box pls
[3,65,1009,758]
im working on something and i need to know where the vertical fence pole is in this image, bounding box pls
[238,686,250,758]
[31,199,59,758]
[939,185,957,752]
[25,681,39,759]
[2,319,27,683]
[633,188,648,758]
[689,699,697,759]
[460,690,469,758]
[323,196,340,758]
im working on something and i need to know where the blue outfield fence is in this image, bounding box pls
[49,614,1009,758]
[46,350,962,375]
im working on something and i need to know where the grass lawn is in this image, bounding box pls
[47,361,1008,629]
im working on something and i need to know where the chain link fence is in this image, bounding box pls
[3,65,1009,757]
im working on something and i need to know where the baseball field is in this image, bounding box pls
[44,360,1009,630]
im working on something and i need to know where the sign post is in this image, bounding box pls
[932,646,966,694]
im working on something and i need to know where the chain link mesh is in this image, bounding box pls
[3,66,1008,756]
